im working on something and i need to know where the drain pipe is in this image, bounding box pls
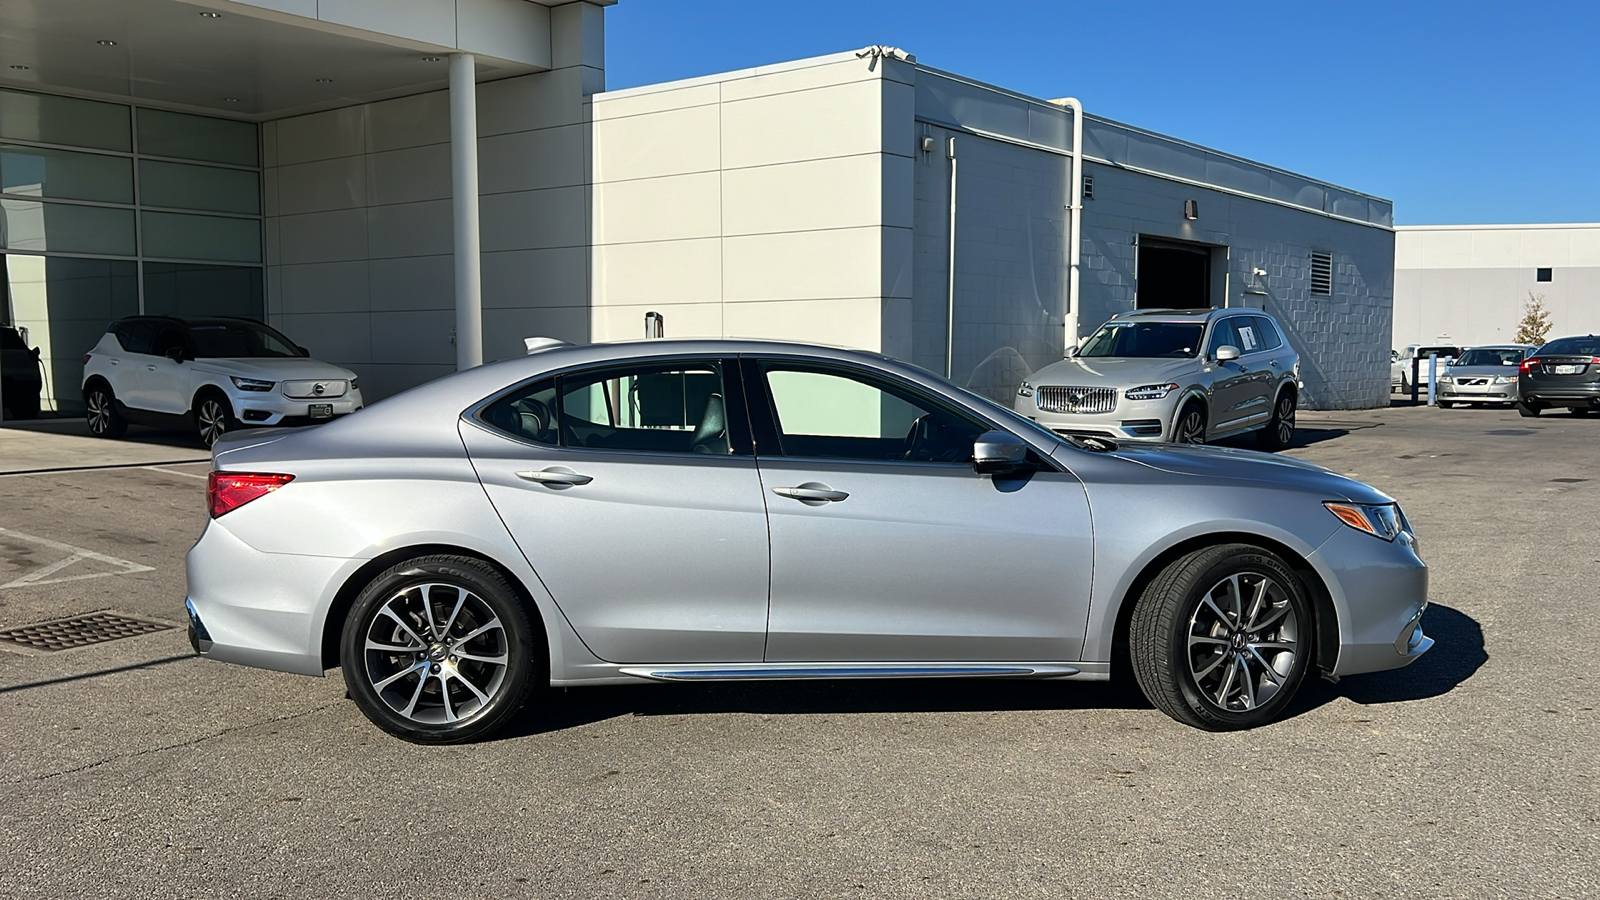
[1055,97,1085,355]
[945,135,959,378]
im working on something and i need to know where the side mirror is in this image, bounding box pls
[973,430,1029,475]
[165,346,186,363]
[1215,345,1241,362]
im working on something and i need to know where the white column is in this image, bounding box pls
[449,52,483,370]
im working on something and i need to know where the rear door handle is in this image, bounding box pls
[1269,359,1280,368]
[516,468,593,486]
[773,485,849,503]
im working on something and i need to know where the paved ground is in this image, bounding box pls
[0,406,1595,899]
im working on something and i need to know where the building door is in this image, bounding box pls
[1137,240,1211,309]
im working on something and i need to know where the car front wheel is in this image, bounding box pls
[1173,402,1206,444]
[194,392,236,447]
[1130,543,1312,730]
[85,383,128,438]
[340,555,538,744]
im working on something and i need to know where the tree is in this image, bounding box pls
[1515,292,1552,345]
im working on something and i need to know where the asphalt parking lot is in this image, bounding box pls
[1,406,1596,899]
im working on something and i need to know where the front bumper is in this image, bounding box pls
[1017,394,1179,442]
[230,387,364,426]
[1311,525,1432,677]
[1438,381,1518,403]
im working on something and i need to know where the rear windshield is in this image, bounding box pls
[1539,337,1600,357]
[1078,321,1203,358]
[187,322,304,358]
[1453,348,1524,367]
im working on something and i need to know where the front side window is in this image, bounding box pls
[1204,319,1240,356]
[1080,321,1204,358]
[760,363,985,463]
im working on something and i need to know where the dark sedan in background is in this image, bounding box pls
[1518,335,1600,417]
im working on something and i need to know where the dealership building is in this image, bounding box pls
[1,0,1395,422]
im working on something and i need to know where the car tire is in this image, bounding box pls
[1516,402,1542,418]
[1173,402,1206,445]
[194,391,237,447]
[1437,401,1453,409]
[1256,391,1295,451]
[1570,408,1591,417]
[340,555,539,744]
[84,382,128,438]
[1130,543,1313,731]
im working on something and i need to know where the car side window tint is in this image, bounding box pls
[115,321,155,354]
[1251,316,1284,351]
[1234,319,1261,353]
[481,378,559,446]
[151,326,185,357]
[1205,319,1238,356]
[759,363,986,463]
[560,361,732,455]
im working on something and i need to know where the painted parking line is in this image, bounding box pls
[0,528,156,590]
[0,458,209,478]
[142,465,210,480]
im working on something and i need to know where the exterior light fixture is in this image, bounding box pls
[9,64,29,70]
[224,97,239,103]
[97,40,118,46]
[1183,199,1199,220]
[199,11,221,17]
[421,56,443,62]
[315,78,333,83]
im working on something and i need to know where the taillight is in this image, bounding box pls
[83,353,92,364]
[208,471,294,518]
[1519,358,1539,373]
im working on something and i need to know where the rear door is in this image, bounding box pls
[460,357,773,664]
[138,324,194,414]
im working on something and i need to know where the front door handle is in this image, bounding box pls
[1269,359,1280,368]
[773,484,849,503]
[516,468,593,486]
[146,365,157,371]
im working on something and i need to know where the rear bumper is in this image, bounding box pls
[1519,383,1600,407]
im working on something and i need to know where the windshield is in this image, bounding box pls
[1077,321,1203,358]
[1453,348,1524,367]
[1539,337,1600,357]
[187,321,304,358]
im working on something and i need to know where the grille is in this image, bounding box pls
[1458,377,1488,385]
[1036,386,1117,414]
[0,612,173,652]
[281,379,348,399]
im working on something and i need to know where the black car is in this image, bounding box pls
[1517,335,1600,417]
[1,324,44,420]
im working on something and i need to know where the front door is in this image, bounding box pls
[745,358,1095,663]
[460,357,772,664]
[1203,318,1260,433]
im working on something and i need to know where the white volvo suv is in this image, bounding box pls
[82,316,363,446]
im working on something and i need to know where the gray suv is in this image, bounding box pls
[1016,308,1299,449]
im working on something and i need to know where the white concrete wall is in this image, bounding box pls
[588,51,914,353]
[1394,224,1600,348]
[219,0,554,68]
[262,2,602,399]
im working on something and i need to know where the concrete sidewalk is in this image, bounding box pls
[0,418,208,474]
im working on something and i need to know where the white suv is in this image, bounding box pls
[82,316,363,446]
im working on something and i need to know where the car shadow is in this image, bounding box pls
[497,676,1153,740]
[1213,425,1350,451]
[1287,602,1486,717]
[498,603,1485,739]
[1,413,201,449]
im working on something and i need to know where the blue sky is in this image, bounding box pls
[606,0,1600,225]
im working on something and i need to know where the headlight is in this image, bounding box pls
[1125,382,1179,400]
[1493,374,1516,384]
[1436,376,1452,384]
[1324,501,1406,542]
[230,377,275,392]
[1017,381,1034,398]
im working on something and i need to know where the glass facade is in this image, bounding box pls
[0,87,261,418]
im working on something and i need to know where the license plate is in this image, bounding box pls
[1553,364,1583,374]
[308,403,334,419]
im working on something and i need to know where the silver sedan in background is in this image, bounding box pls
[185,340,1432,743]
[1436,344,1534,407]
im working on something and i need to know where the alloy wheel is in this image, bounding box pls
[1274,396,1295,445]
[87,390,112,435]
[197,398,228,446]
[362,582,510,725]
[1186,571,1299,713]
[1176,407,1206,444]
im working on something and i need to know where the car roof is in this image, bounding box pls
[116,315,268,328]
[1109,308,1255,323]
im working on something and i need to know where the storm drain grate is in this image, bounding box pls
[0,612,173,652]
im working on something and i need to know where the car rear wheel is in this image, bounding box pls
[1130,543,1312,731]
[1516,402,1542,418]
[341,555,538,744]
[1173,402,1206,444]
[84,383,128,438]
[1256,391,1295,451]
[1570,408,1591,417]
[194,392,236,447]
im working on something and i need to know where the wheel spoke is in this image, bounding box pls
[377,605,428,648]
[1248,647,1286,684]
[422,585,443,639]
[365,638,420,654]
[455,650,508,666]
[438,673,458,722]
[1242,577,1269,629]
[1236,655,1258,709]
[440,586,469,637]
[373,660,425,691]
[452,616,503,647]
[1193,651,1227,680]
[1248,598,1291,632]
[1212,654,1238,707]
[1189,634,1229,649]
[1201,595,1234,630]
[451,669,492,706]
[1249,640,1295,653]
[400,670,429,717]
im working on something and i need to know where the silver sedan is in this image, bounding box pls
[185,340,1432,743]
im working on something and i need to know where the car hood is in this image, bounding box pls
[1028,356,1196,387]
[1073,441,1392,504]
[193,357,358,382]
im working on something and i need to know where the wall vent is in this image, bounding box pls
[1082,175,1094,200]
[1310,250,1334,295]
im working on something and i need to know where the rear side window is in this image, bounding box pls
[114,320,157,354]
[478,361,736,456]
[1249,316,1284,351]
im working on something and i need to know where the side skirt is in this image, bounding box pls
[617,663,1082,682]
